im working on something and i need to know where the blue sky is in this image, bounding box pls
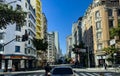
[41,0,92,55]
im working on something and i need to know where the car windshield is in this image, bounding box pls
[52,68,73,74]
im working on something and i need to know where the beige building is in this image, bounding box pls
[41,13,48,40]
[82,0,120,66]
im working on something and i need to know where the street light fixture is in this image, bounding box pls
[114,53,117,66]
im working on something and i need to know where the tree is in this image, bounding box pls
[72,41,86,65]
[102,46,118,55]
[72,41,85,54]
[0,3,26,29]
[110,22,120,40]
[32,37,48,52]
[102,46,118,63]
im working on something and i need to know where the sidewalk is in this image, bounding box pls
[0,70,45,75]
[73,67,119,72]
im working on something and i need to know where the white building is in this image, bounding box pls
[47,32,61,64]
[0,0,36,71]
[66,35,73,58]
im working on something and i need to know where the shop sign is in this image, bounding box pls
[110,39,116,45]
[10,56,22,59]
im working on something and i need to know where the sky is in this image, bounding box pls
[41,0,93,55]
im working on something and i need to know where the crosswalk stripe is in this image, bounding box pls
[86,73,95,76]
[79,73,88,76]
[39,74,44,76]
[75,73,80,76]
[104,73,112,76]
[92,73,100,76]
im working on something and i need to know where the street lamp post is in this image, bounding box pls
[113,53,117,66]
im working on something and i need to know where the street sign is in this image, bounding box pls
[110,39,116,45]
[78,49,86,52]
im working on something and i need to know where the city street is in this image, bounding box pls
[1,72,118,76]
[0,67,119,76]
[0,0,120,76]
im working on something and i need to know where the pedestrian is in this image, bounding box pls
[44,63,52,76]
[104,63,107,70]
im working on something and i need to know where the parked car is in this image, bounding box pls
[50,66,76,76]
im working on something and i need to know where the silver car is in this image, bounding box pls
[50,66,76,76]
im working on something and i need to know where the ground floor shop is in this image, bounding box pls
[0,54,37,72]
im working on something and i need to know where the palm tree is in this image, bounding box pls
[0,3,26,29]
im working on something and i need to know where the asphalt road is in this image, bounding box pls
[0,71,119,76]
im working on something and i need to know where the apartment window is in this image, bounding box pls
[28,40,30,44]
[97,32,102,39]
[25,3,27,8]
[108,9,113,16]
[0,47,3,51]
[28,49,30,54]
[96,21,101,30]
[15,46,20,52]
[16,4,21,10]
[95,11,100,19]
[25,48,27,54]
[0,33,4,40]
[16,24,21,31]
[29,22,31,27]
[16,35,21,42]
[97,43,102,50]
[118,9,120,16]
[109,20,114,28]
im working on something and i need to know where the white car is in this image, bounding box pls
[50,66,76,76]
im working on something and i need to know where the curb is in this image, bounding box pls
[0,70,45,75]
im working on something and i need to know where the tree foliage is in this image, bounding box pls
[0,3,26,29]
[102,46,119,63]
[32,37,48,52]
[110,22,120,38]
[72,41,85,54]
[102,46,118,55]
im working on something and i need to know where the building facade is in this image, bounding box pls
[66,35,72,58]
[47,32,61,64]
[0,0,37,71]
[82,0,120,66]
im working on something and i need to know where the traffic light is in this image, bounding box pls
[0,44,3,51]
[22,30,28,41]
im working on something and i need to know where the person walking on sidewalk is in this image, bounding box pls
[104,63,107,70]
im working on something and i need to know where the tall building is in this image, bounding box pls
[30,0,42,39]
[47,32,61,64]
[66,35,73,59]
[41,13,47,41]
[71,17,84,65]
[82,0,120,66]
[0,0,36,71]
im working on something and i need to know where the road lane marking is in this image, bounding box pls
[104,73,112,76]
[86,73,95,76]
[92,73,100,76]
[79,73,88,76]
